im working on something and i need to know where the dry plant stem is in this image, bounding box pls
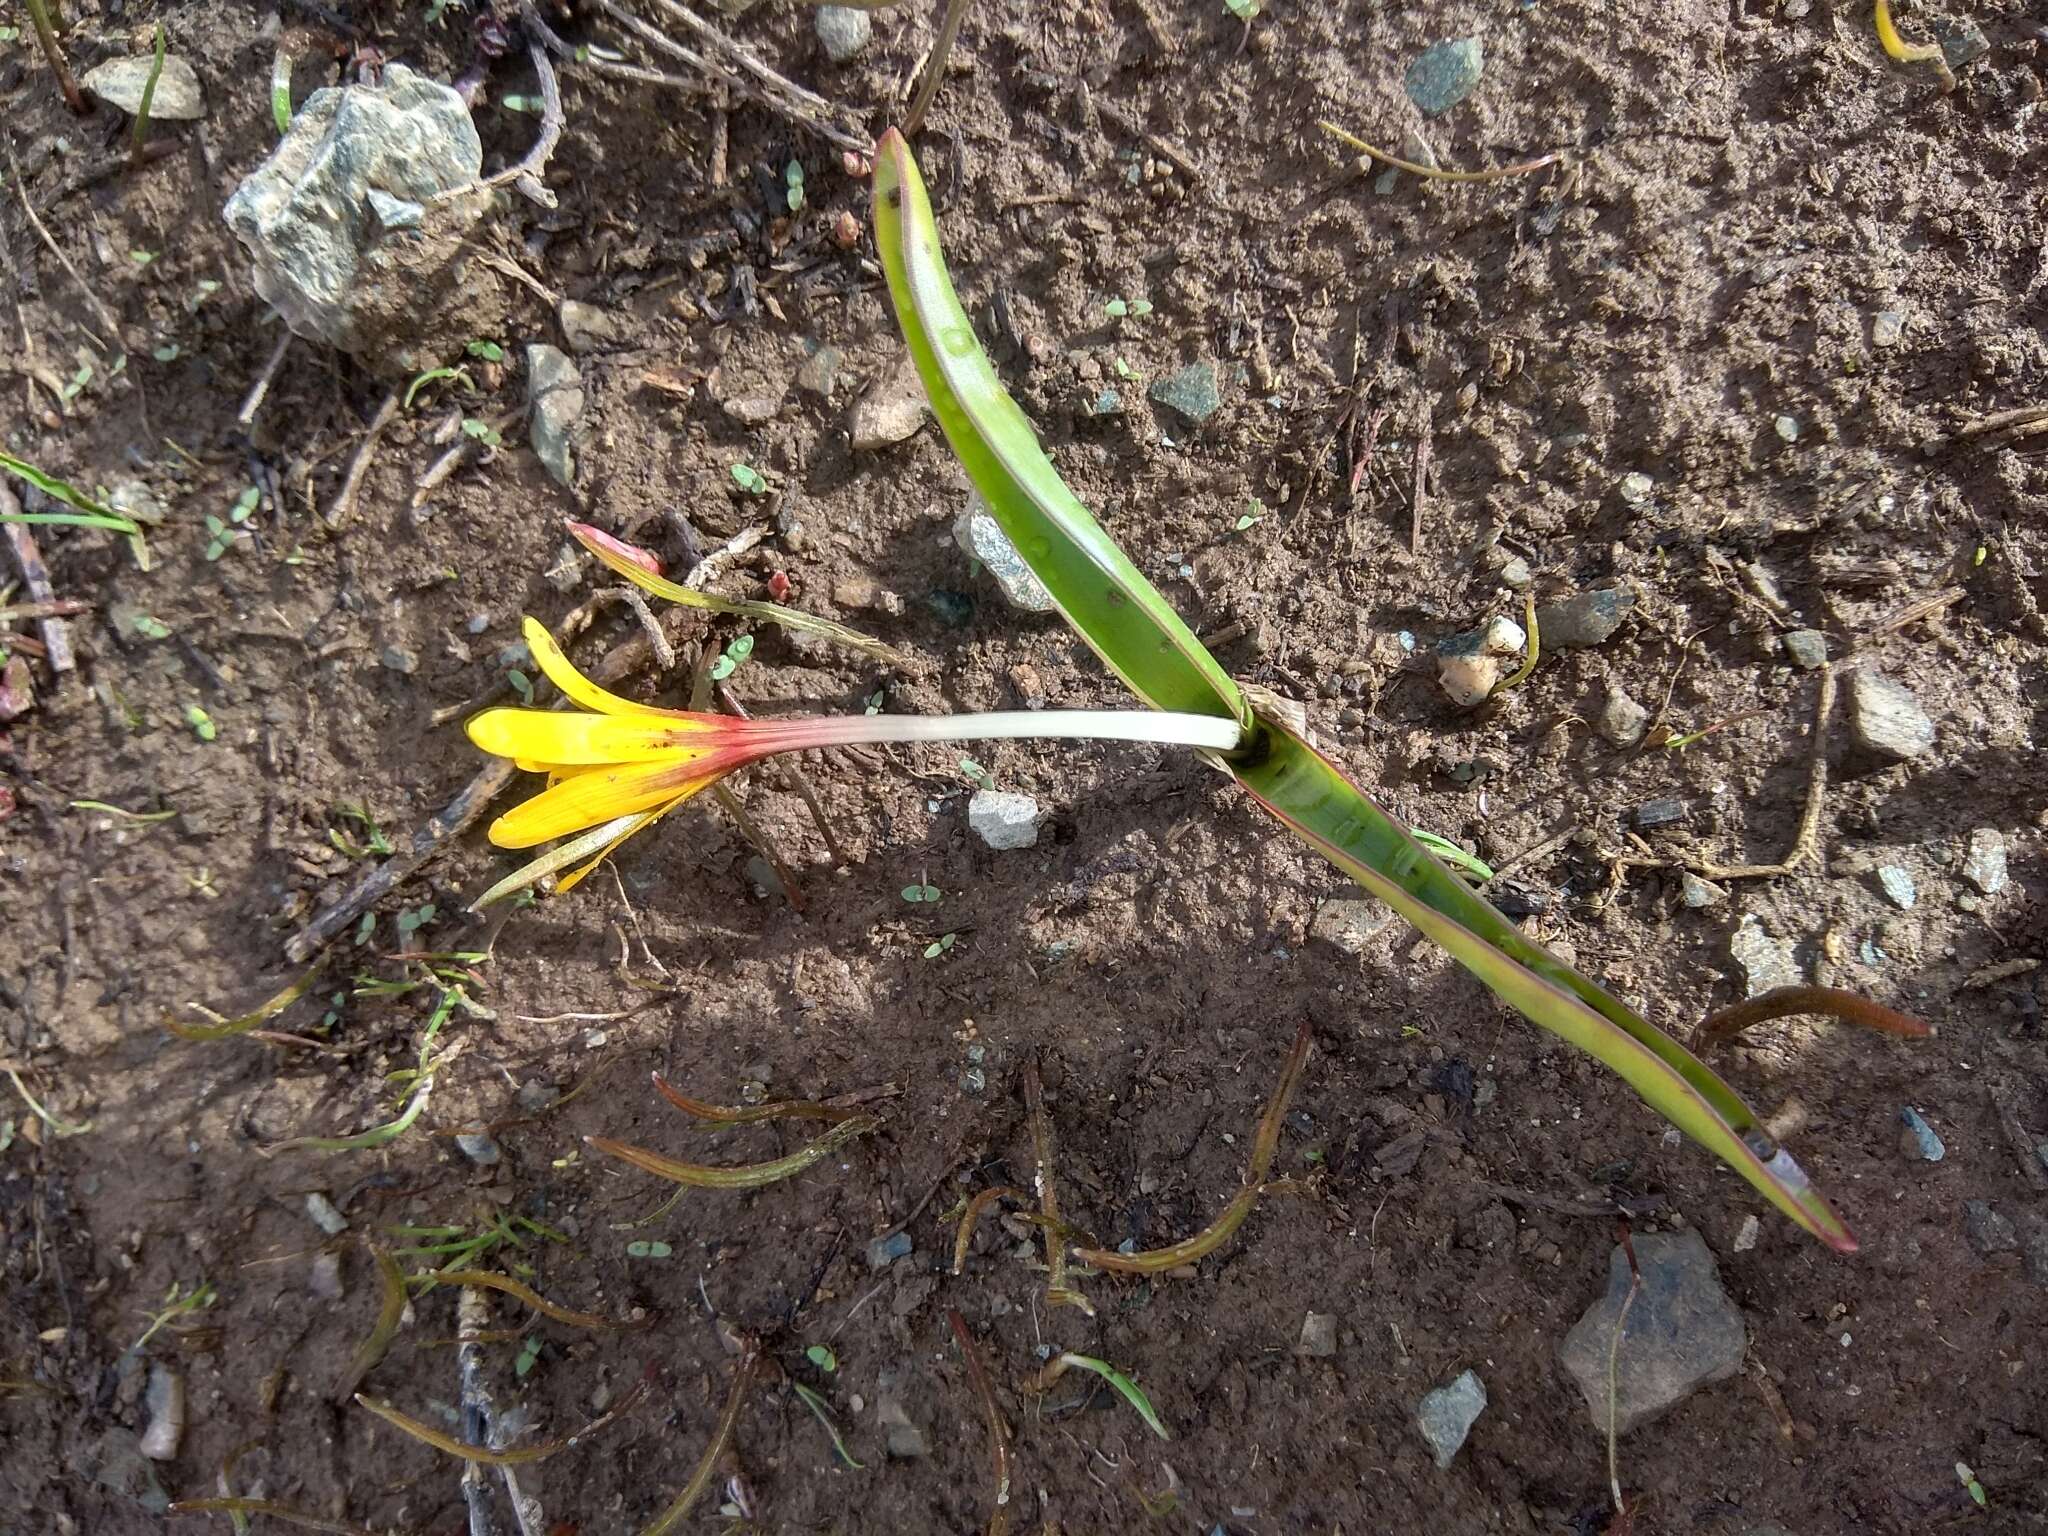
[3,500,76,674]
[456,1287,496,1536]
[492,41,563,201]
[952,1185,1028,1274]
[594,0,866,153]
[338,1244,407,1400]
[638,1351,756,1536]
[1684,663,1834,879]
[1873,0,1956,90]
[1023,1057,1092,1317]
[324,388,401,528]
[1692,984,1932,1053]
[424,1270,647,1330]
[236,331,293,427]
[166,1500,377,1536]
[589,1113,879,1189]
[413,409,523,509]
[9,150,119,340]
[946,1310,1012,1536]
[651,1071,861,1124]
[24,0,85,113]
[1607,1226,1641,1521]
[1410,409,1431,553]
[904,0,973,136]
[1319,120,1564,182]
[356,1378,652,1467]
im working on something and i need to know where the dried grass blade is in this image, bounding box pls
[947,1310,1011,1536]
[422,1270,647,1330]
[790,1380,864,1468]
[588,1114,878,1190]
[354,1376,650,1466]
[1693,985,1933,1053]
[650,1070,861,1124]
[166,1500,377,1535]
[1023,1057,1092,1316]
[1247,1020,1313,1185]
[337,1244,407,1400]
[167,959,328,1041]
[638,1352,757,1536]
[952,1186,1028,1275]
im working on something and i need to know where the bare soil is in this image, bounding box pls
[3,1,2045,1533]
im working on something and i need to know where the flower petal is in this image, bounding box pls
[556,795,689,894]
[489,758,722,847]
[521,616,692,719]
[469,708,717,766]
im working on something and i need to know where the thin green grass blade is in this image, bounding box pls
[0,452,141,533]
[872,128,1246,729]
[1233,725,1853,1251]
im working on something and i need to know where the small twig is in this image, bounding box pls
[1409,407,1432,553]
[413,408,523,511]
[1094,98,1201,183]
[236,331,293,427]
[1319,120,1563,183]
[639,1351,757,1536]
[683,523,768,590]
[446,40,562,206]
[1024,1056,1093,1317]
[1987,1076,2048,1193]
[947,1310,1013,1536]
[25,0,86,113]
[8,147,119,341]
[1860,585,1965,643]
[1691,984,1931,1054]
[326,388,401,528]
[1483,820,1577,885]
[1607,1223,1641,1525]
[2,496,76,675]
[904,0,974,136]
[456,1287,499,1536]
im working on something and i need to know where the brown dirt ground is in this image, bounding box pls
[3,1,2046,1532]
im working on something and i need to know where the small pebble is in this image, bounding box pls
[866,1231,913,1270]
[848,352,930,450]
[1897,1106,1945,1163]
[1403,37,1485,116]
[1871,310,1905,348]
[1733,1215,1761,1252]
[1937,17,1990,70]
[310,1250,346,1299]
[1964,1200,2018,1257]
[1618,471,1654,505]
[456,1132,502,1166]
[1634,798,1687,831]
[1499,555,1532,589]
[1875,866,1917,910]
[1846,670,1935,761]
[797,342,844,398]
[1730,915,1802,996]
[305,1192,349,1235]
[1783,0,1810,16]
[1680,873,1727,909]
[139,1368,185,1461]
[813,4,872,64]
[1773,415,1800,443]
[1415,1369,1487,1468]
[1297,1312,1339,1358]
[1961,829,2007,896]
[380,645,419,675]
[1597,687,1649,747]
[968,790,1042,851]
[1781,629,1828,669]
[1535,587,1636,649]
[1148,361,1224,425]
[466,612,491,635]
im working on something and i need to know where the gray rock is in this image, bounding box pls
[1499,555,1533,589]
[1404,37,1485,115]
[866,1230,913,1269]
[1149,361,1224,425]
[1558,1230,1746,1435]
[1618,471,1654,505]
[1964,1200,2018,1257]
[1730,915,1801,997]
[1634,798,1686,831]
[1845,670,1934,761]
[309,1250,346,1299]
[140,1367,184,1460]
[1961,829,2007,896]
[560,299,627,354]
[1733,1215,1761,1253]
[721,394,781,427]
[2037,1141,2048,1177]
[1876,865,1917,910]
[797,342,843,398]
[1297,1311,1338,1358]
[365,188,423,230]
[379,644,419,675]
[304,1191,349,1235]
[88,1428,170,1513]
[456,1132,502,1166]
[814,4,873,63]
[1415,1369,1486,1467]
[1872,310,1906,348]
[849,352,929,450]
[969,790,1041,850]
[1680,873,1727,909]
[1773,415,1800,443]
[875,1360,930,1458]
[2022,1218,2048,1287]
[1310,896,1395,956]
[954,495,1056,612]
[527,344,585,487]
[1782,628,1828,669]
[1080,385,1124,418]
[224,66,487,374]
[1535,587,1635,649]
[1897,1106,1945,1162]
[83,55,207,120]
[1937,17,1990,70]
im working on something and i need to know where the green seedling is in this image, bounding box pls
[625,1240,673,1259]
[500,93,543,114]
[731,462,769,495]
[183,704,217,741]
[708,632,754,680]
[1103,296,1153,319]
[404,366,474,409]
[329,801,395,858]
[71,799,176,821]
[923,932,957,960]
[792,1381,862,1468]
[785,159,806,212]
[130,1280,216,1354]
[131,23,166,165]
[1233,499,1265,533]
[0,453,143,534]
[1034,1352,1170,1440]
[23,0,83,112]
[1956,1462,1987,1508]
[131,249,156,266]
[1225,0,1263,18]
[4,1066,93,1137]
[871,128,1906,1251]
[270,45,293,132]
[460,417,502,449]
[514,1335,543,1378]
[1411,830,1493,884]
[901,882,941,903]
[466,339,505,363]
[507,668,534,704]
[805,1343,838,1373]
[957,756,995,790]
[152,343,180,363]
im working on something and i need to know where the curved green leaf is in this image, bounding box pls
[872,129,1247,729]
[1232,725,1853,1251]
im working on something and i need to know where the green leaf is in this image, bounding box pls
[131,615,173,640]
[514,1335,543,1378]
[460,417,503,448]
[0,454,142,534]
[791,1381,862,1468]
[956,756,995,791]
[922,933,956,960]
[872,131,1246,730]
[184,704,217,742]
[805,1343,837,1373]
[1104,298,1128,319]
[900,884,940,904]
[1051,1353,1170,1440]
[785,159,806,212]
[731,463,769,495]
[466,340,506,363]
[152,343,181,363]
[625,1241,673,1259]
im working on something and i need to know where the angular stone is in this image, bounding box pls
[559,299,627,353]
[954,495,1056,612]
[224,65,487,374]
[1964,1200,2018,1257]
[83,55,207,120]
[1415,1369,1486,1467]
[849,351,929,450]
[1310,896,1395,956]
[1937,17,1990,70]
[1535,587,1635,649]
[1435,615,1523,707]
[1297,1311,1338,1358]
[1148,361,1224,425]
[1782,628,1828,669]
[527,344,584,487]
[304,1192,349,1235]
[866,1230,913,1269]
[814,4,873,63]
[797,342,843,398]
[1961,829,2007,896]
[1618,471,1654,505]
[1597,687,1649,747]
[1730,916,1801,996]
[456,1132,502,1166]
[875,1359,930,1458]
[1680,874,1727,909]
[1845,670,1934,761]
[309,1250,346,1299]
[1871,311,1905,348]
[1634,798,1686,831]
[968,790,1041,850]
[1404,37,1485,115]
[1558,1230,1746,1435]
[1897,1106,1945,1162]
[1876,865,1917,910]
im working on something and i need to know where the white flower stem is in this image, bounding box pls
[834,709,1242,752]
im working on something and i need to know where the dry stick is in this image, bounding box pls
[237,331,294,427]
[1094,98,1202,184]
[594,0,866,153]
[1679,663,1834,880]
[24,0,85,113]
[903,0,973,136]
[1,496,75,674]
[486,40,564,202]
[638,1351,757,1536]
[952,1185,1028,1275]
[1691,984,1931,1054]
[324,388,401,528]
[1319,120,1564,183]
[455,1287,498,1536]
[1986,1076,2048,1192]
[1022,1056,1093,1317]
[947,1310,1013,1536]
[1409,408,1431,553]
[1606,1225,1641,1525]
[9,148,120,341]
[412,408,523,511]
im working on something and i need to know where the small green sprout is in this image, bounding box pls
[131,1280,217,1354]
[152,343,180,363]
[1233,498,1266,533]
[330,802,395,859]
[514,1335,543,1378]
[1957,1462,1987,1508]
[500,93,543,114]
[1411,830,1494,884]
[184,704,217,742]
[625,1240,673,1259]
[805,1343,837,1373]
[1225,0,1263,18]
[394,903,437,943]
[785,159,806,212]
[731,463,769,495]
[1037,1352,1170,1440]
[404,366,474,409]
[271,45,293,133]
[792,1381,862,1468]
[1103,297,1153,320]
[863,689,886,716]
[1113,356,1141,381]
[130,614,172,640]
[709,633,754,680]
[131,249,157,266]
[923,932,958,960]
[901,882,941,904]
[957,757,995,791]
[460,417,503,449]
[466,339,506,363]
[59,360,92,402]
[507,668,534,704]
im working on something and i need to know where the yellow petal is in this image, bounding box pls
[556,794,688,894]
[488,759,720,847]
[468,709,716,766]
[521,616,691,719]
